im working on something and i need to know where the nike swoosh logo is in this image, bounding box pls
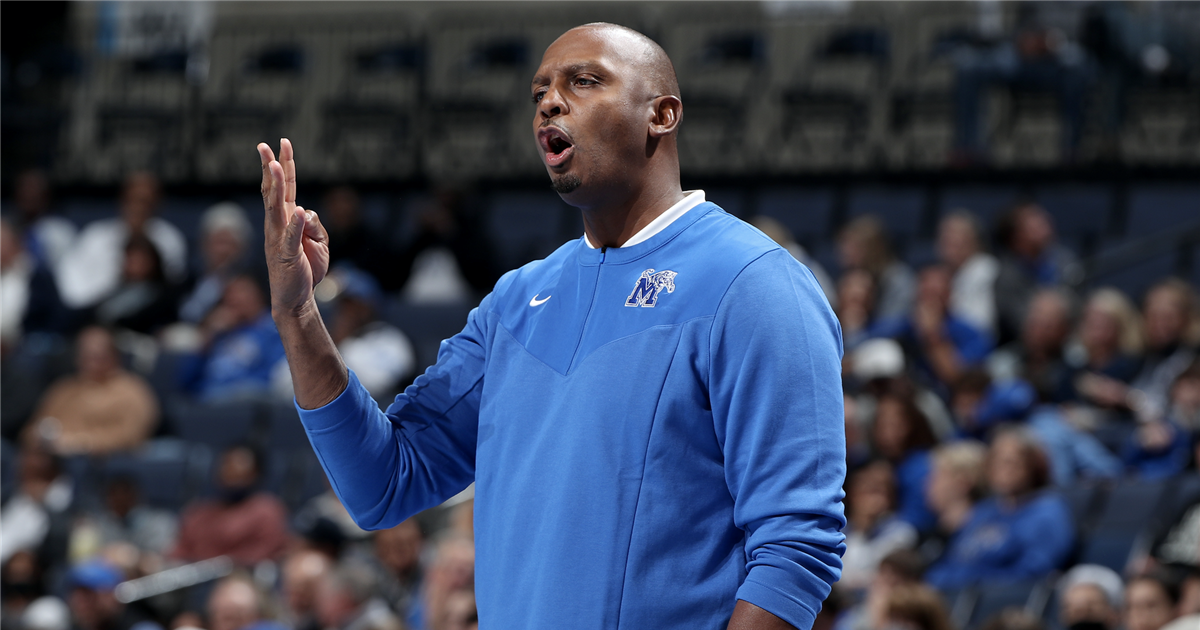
[529,294,551,307]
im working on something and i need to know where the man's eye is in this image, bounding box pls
[532,91,545,104]
[575,78,596,86]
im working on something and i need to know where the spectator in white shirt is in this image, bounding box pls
[937,210,999,336]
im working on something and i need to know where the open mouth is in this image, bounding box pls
[538,127,575,167]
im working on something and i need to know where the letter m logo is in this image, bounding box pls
[625,269,678,308]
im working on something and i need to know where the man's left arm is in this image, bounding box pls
[709,250,848,630]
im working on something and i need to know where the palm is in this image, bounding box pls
[258,139,330,313]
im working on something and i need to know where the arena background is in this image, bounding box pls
[2,2,1200,630]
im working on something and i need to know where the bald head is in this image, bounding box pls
[568,23,679,100]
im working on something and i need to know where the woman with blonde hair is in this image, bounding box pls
[838,215,916,321]
[1067,287,1145,407]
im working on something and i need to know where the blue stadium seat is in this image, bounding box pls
[846,186,928,240]
[268,403,312,452]
[1034,185,1113,257]
[1079,477,1171,573]
[967,580,1045,630]
[1086,246,1179,301]
[706,188,748,219]
[167,400,261,450]
[1124,185,1200,237]
[754,187,835,247]
[939,184,1023,228]
[1062,481,1107,535]
[487,192,572,270]
[104,439,199,511]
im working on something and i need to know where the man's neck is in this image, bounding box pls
[579,183,686,250]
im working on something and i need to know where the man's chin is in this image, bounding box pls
[550,173,582,196]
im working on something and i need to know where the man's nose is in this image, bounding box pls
[538,85,567,119]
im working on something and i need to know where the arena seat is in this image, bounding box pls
[938,184,1024,229]
[846,186,928,243]
[104,439,201,511]
[1078,477,1171,573]
[966,579,1048,630]
[383,301,475,370]
[167,400,262,451]
[1034,184,1113,257]
[754,187,836,248]
[1124,184,1200,237]
[267,403,312,452]
[487,191,572,270]
[1,438,17,503]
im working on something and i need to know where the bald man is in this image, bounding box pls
[258,23,845,630]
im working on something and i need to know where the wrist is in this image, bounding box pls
[272,297,319,322]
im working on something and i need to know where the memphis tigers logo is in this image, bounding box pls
[625,269,678,308]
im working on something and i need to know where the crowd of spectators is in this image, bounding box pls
[2,166,1199,630]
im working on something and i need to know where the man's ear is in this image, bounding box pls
[648,95,682,138]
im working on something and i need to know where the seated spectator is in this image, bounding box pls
[69,475,177,558]
[1124,572,1181,630]
[57,172,187,310]
[172,444,288,567]
[750,215,837,306]
[20,595,71,630]
[839,461,918,592]
[844,393,873,471]
[834,549,925,630]
[207,574,286,630]
[293,477,369,545]
[0,446,73,565]
[838,216,915,320]
[870,385,940,530]
[179,203,254,325]
[1067,288,1145,409]
[13,168,75,274]
[881,583,953,630]
[412,535,474,630]
[322,186,402,292]
[926,428,1074,588]
[979,610,1047,630]
[836,269,878,352]
[91,234,180,335]
[920,440,988,565]
[395,188,501,303]
[1167,361,1200,433]
[441,589,477,630]
[281,549,332,630]
[1180,569,1200,617]
[65,559,151,630]
[1129,279,1200,421]
[178,274,286,401]
[2,550,48,627]
[1058,564,1125,630]
[280,267,415,400]
[989,288,1076,401]
[993,202,1082,345]
[22,326,159,455]
[869,264,993,392]
[315,562,402,630]
[1,218,68,347]
[371,519,424,622]
[937,210,999,335]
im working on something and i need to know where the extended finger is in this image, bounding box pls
[268,160,289,235]
[280,138,297,205]
[257,142,276,201]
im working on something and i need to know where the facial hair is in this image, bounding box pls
[551,173,582,195]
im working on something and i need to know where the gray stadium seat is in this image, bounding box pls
[754,187,836,247]
[847,186,928,240]
[1124,185,1200,237]
[1079,477,1171,573]
[104,439,201,511]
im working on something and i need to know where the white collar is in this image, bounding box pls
[583,190,706,249]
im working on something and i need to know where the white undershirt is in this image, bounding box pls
[583,190,706,249]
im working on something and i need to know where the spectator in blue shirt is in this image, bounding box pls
[178,274,286,401]
[870,381,940,532]
[869,264,993,394]
[926,427,1074,588]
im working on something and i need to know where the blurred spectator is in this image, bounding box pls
[68,475,178,558]
[839,460,918,592]
[989,288,1076,401]
[954,375,1121,486]
[207,574,285,630]
[1121,414,1191,479]
[65,559,152,630]
[2,550,48,627]
[836,269,878,352]
[412,535,474,630]
[322,187,402,292]
[1,217,67,346]
[1066,288,1145,409]
[281,549,332,630]
[0,446,73,565]
[178,203,253,325]
[881,583,953,630]
[1149,475,1200,568]
[870,385,939,530]
[1058,564,1124,630]
[1129,279,1200,421]
[56,172,187,310]
[951,2,1093,164]
[178,275,286,401]
[371,519,424,623]
[834,549,924,630]
[283,267,415,400]
[838,216,915,320]
[315,562,402,630]
[920,440,988,566]
[12,169,76,274]
[396,189,501,303]
[844,393,872,471]
[1168,361,1200,433]
[440,589,476,630]
[20,596,71,630]
[293,478,369,547]
[750,215,836,307]
[171,445,288,566]
[91,234,180,335]
[938,210,999,335]
[1124,572,1181,630]
[926,428,1074,588]
[1180,569,1200,617]
[870,264,993,392]
[993,202,1082,345]
[22,326,158,455]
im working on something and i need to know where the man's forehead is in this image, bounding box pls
[536,26,643,76]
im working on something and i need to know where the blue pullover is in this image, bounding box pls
[298,201,847,629]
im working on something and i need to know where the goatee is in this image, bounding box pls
[551,174,582,195]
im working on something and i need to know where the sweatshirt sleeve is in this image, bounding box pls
[297,293,493,530]
[709,249,848,629]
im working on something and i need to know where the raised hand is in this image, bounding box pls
[258,138,330,316]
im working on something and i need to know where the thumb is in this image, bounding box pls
[283,206,306,255]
